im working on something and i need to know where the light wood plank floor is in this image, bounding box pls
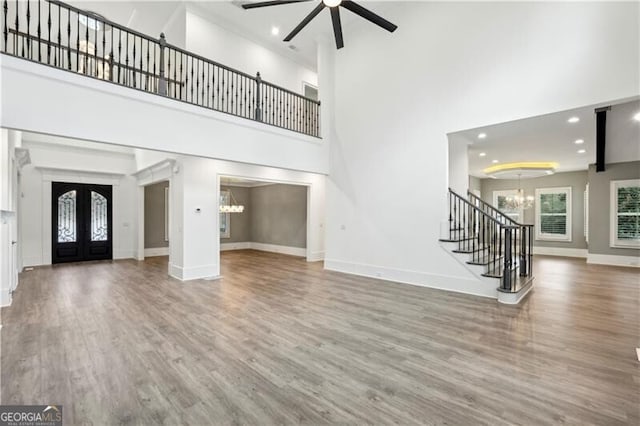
[2,251,639,425]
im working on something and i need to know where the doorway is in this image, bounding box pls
[52,182,113,263]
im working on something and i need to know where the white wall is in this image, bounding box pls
[19,142,138,267]
[168,156,325,281]
[1,55,329,175]
[326,2,639,294]
[0,129,20,306]
[185,9,317,94]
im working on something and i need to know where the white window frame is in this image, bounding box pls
[610,179,640,249]
[535,186,572,242]
[492,189,524,223]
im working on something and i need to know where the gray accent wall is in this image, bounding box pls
[587,161,640,257]
[219,183,307,248]
[480,171,588,249]
[220,186,251,243]
[144,181,169,249]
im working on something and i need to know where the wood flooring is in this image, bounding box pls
[1,251,639,425]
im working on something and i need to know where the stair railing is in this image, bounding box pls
[447,188,533,293]
[0,0,321,137]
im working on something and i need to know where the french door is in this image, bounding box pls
[52,182,113,264]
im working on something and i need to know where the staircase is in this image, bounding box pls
[440,188,534,304]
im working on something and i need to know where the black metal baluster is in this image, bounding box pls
[66,8,70,69]
[201,61,205,106]
[138,37,142,87]
[13,0,18,56]
[75,11,78,71]
[109,23,113,81]
[36,0,40,60]
[180,52,184,100]
[152,39,156,92]
[132,35,137,87]
[145,38,149,90]
[46,1,50,62]
[93,17,97,76]
[189,56,194,102]
[26,0,30,58]
[3,0,7,53]
[55,4,60,66]
[196,59,200,105]
[117,29,122,83]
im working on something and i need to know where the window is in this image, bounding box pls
[493,190,523,223]
[610,179,640,248]
[535,187,571,241]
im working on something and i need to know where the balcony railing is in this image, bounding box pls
[1,0,321,137]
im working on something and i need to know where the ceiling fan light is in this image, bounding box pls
[323,0,342,7]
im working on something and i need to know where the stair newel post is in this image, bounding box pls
[502,226,512,291]
[158,32,167,96]
[255,71,263,122]
[519,225,527,277]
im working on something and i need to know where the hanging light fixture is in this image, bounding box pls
[219,190,245,213]
[504,174,534,210]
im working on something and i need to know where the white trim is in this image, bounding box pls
[497,279,534,305]
[249,242,306,257]
[535,186,572,242]
[587,253,640,268]
[144,247,170,257]
[532,246,587,258]
[132,159,176,186]
[169,262,220,281]
[610,179,640,249]
[307,251,325,262]
[0,290,12,307]
[39,167,123,186]
[324,259,497,299]
[220,242,251,251]
[114,250,136,260]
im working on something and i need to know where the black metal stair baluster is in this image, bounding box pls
[75,11,79,71]
[3,0,7,53]
[36,0,41,60]
[109,24,113,81]
[66,8,70,69]
[83,15,88,73]
[117,29,122,84]
[145,38,150,90]
[201,61,205,106]
[93,16,97,76]
[25,0,30,58]
[14,0,18,56]
[133,36,137,87]
[138,37,142,86]
[189,56,194,103]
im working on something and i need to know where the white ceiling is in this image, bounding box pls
[66,1,400,70]
[457,99,640,178]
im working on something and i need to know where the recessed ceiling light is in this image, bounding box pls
[478,133,487,139]
[577,149,586,154]
[568,116,580,123]
[574,139,584,145]
[492,159,499,164]
[634,111,640,122]
[479,152,487,157]
[271,26,280,36]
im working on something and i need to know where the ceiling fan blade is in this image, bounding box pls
[341,1,398,33]
[283,3,325,42]
[330,7,344,49]
[242,0,312,10]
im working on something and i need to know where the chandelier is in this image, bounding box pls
[504,175,534,210]
[219,190,245,213]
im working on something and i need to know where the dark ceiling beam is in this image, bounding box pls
[595,106,611,172]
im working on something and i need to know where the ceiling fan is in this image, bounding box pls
[241,0,398,49]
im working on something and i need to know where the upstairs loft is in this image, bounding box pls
[1,0,321,138]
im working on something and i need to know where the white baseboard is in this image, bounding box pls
[307,251,325,262]
[249,242,306,257]
[22,257,45,268]
[144,247,169,257]
[0,289,12,308]
[324,259,497,299]
[114,250,136,260]
[533,246,588,258]
[220,242,306,258]
[587,253,640,268]
[220,242,251,251]
[169,262,220,281]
